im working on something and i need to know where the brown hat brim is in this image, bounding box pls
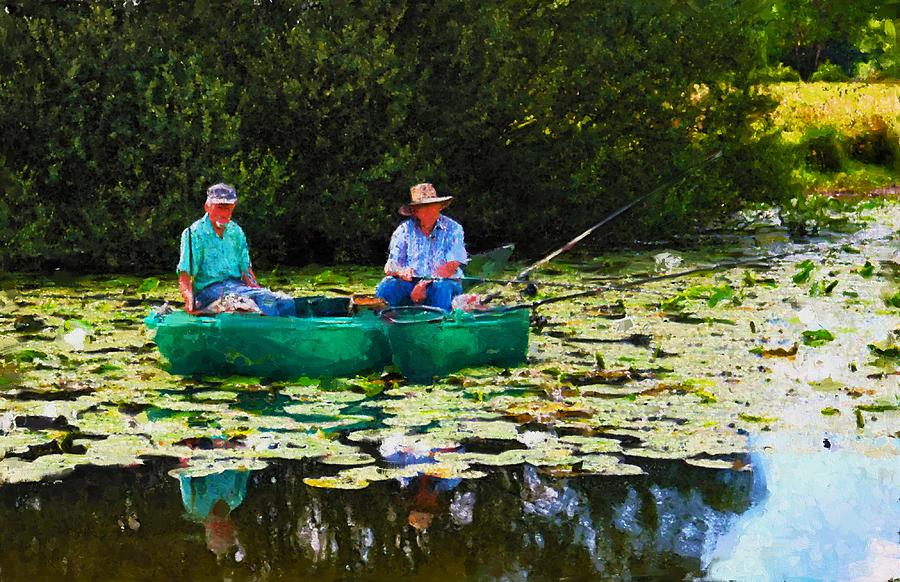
[399,196,452,216]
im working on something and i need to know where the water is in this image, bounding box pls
[704,433,900,581]
[0,202,897,579]
[0,458,754,580]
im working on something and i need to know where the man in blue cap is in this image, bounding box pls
[375,183,468,312]
[177,183,295,316]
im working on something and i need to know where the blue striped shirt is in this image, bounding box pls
[385,215,467,278]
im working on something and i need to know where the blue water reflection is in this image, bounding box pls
[704,432,900,581]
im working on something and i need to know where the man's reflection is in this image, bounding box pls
[177,469,250,561]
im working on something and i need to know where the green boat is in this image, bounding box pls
[144,301,530,382]
[381,306,531,383]
[144,297,392,379]
[144,245,530,381]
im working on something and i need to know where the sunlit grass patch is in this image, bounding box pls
[767,82,900,194]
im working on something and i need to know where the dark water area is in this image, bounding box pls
[0,458,752,581]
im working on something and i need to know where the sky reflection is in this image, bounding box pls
[704,432,900,581]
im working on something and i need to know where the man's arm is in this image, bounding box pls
[433,220,467,278]
[177,227,199,313]
[433,261,462,278]
[237,227,260,288]
[385,223,414,281]
[178,271,198,314]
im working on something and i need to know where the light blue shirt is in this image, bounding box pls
[177,214,251,292]
[385,215,468,278]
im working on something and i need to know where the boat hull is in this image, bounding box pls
[383,307,531,383]
[146,310,392,379]
[145,305,530,382]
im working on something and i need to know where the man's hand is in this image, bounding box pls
[433,261,461,279]
[390,267,416,282]
[242,268,261,289]
[183,293,199,315]
[410,280,431,304]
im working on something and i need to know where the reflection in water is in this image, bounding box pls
[3,435,894,579]
[177,469,250,561]
[0,458,754,579]
[704,432,900,581]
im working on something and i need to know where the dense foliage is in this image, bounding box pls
[755,0,900,79]
[1,0,793,271]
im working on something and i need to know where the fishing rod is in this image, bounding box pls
[460,276,597,290]
[506,249,796,311]
[513,150,723,282]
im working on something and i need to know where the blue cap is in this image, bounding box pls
[206,183,237,204]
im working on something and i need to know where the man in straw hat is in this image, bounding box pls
[375,183,468,312]
[177,183,295,316]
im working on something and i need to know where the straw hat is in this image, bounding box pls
[399,183,452,216]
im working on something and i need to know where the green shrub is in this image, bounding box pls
[849,117,899,169]
[809,62,849,82]
[853,61,882,82]
[751,63,802,83]
[0,0,796,271]
[801,126,846,172]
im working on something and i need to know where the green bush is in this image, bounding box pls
[751,63,802,83]
[849,117,899,169]
[809,62,850,82]
[853,61,882,82]
[801,126,846,172]
[0,0,796,271]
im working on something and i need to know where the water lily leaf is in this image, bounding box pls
[580,454,645,475]
[792,260,815,284]
[749,343,799,358]
[0,430,57,456]
[706,284,734,307]
[883,290,900,308]
[683,457,747,471]
[12,350,49,364]
[168,458,268,478]
[220,376,263,389]
[859,261,875,278]
[558,435,623,454]
[283,402,343,417]
[801,329,835,347]
[63,319,93,332]
[303,474,371,489]
[559,368,647,386]
[0,454,79,484]
[136,277,160,294]
[737,413,777,424]
[319,452,376,466]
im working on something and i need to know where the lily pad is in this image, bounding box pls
[801,329,836,347]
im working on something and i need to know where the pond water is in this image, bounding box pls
[0,201,897,580]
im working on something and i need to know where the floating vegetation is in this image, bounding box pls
[801,329,836,347]
[792,259,816,284]
[0,201,898,488]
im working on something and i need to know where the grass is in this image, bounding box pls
[768,82,900,136]
[766,82,900,195]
